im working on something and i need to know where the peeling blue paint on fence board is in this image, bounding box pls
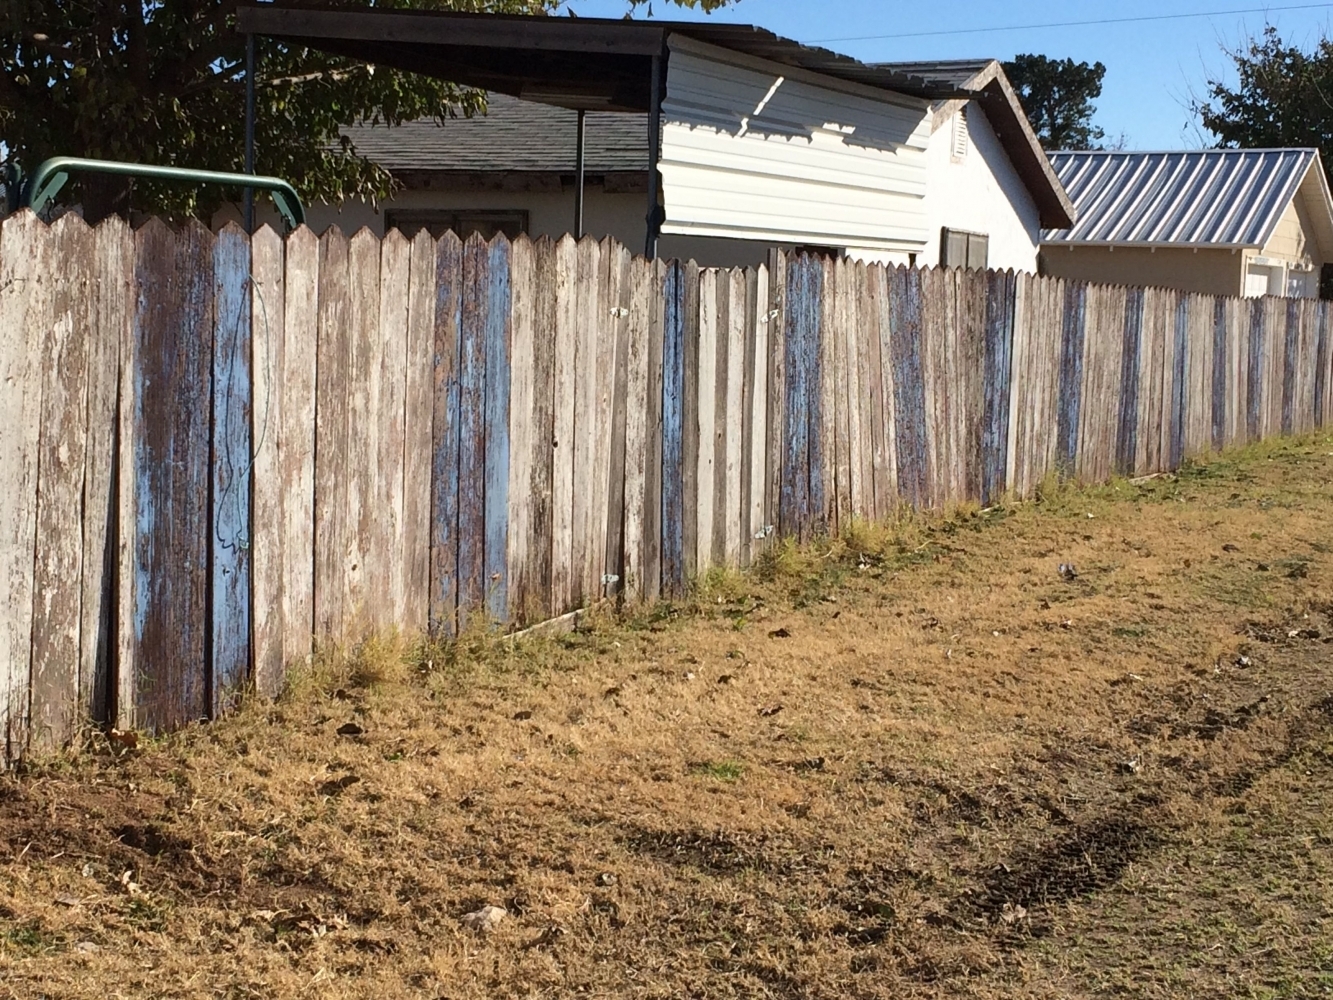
[980,270,1013,506]
[430,234,464,633]
[1056,282,1086,474]
[806,262,825,534]
[889,267,929,507]
[484,237,511,623]
[660,261,686,595]
[456,236,489,624]
[1170,294,1189,470]
[1247,300,1265,442]
[1281,300,1299,436]
[1115,287,1144,475]
[210,227,252,714]
[779,259,804,536]
[130,222,212,732]
[1211,298,1228,451]
[782,255,822,538]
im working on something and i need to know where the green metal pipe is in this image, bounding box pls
[22,157,305,230]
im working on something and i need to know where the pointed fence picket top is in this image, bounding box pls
[1,215,1331,761]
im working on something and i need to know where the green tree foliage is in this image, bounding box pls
[1002,53,1106,151]
[0,0,725,222]
[1196,27,1333,297]
[1196,27,1333,156]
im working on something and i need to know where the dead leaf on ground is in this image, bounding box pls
[106,729,138,752]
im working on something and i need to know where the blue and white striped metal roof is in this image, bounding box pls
[1041,149,1320,248]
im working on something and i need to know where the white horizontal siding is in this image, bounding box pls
[660,38,932,253]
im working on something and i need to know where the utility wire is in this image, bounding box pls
[810,2,1333,43]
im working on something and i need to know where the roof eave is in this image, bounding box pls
[1296,151,1333,261]
[968,64,1076,229]
[1039,240,1256,251]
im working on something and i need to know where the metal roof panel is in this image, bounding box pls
[1043,149,1316,247]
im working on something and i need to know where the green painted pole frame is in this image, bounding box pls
[21,157,304,230]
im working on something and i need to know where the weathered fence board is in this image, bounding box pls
[29,216,94,747]
[550,236,577,612]
[211,225,253,714]
[350,232,383,628]
[83,219,129,724]
[315,228,351,638]
[125,220,214,732]
[7,211,1333,761]
[376,231,410,624]
[403,230,436,631]
[279,226,318,687]
[430,232,464,633]
[642,258,666,601]
[0,213,46,754]
[483,236,512,623]
[251,225,287,697]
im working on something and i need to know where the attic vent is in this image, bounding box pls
[951,107,969,160]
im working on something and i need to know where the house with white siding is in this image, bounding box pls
[236,6,1072,272]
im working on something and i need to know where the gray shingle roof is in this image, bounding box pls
[343,93,648,173]
[1042,149,1318,247]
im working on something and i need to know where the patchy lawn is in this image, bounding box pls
[4,436,1333,999]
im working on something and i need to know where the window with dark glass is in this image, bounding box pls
[385,209,529,241]
[940,227,989,270]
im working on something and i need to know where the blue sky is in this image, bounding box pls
[564,0,1333,149]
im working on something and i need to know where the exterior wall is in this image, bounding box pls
[1247,194,1325,298]
[218,186,784,268]
[1261,197,1315,262]
[658,36,933,256]
[219,186,647,245]
[1039,245,1244,297]
[921,102,1042,273]
[219,47,1045,273]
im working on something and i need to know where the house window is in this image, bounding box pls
[1287,269,1316,299]
[940,227,988,270]
[384,209,529,241]
[789,244,844,260]
[951,107,969,161]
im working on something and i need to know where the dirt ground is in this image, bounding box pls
[4,435,1333,1000]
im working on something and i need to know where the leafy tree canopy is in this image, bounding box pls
[0,0,727,222]
[1003,53,1106,151]
[1196,26,1333,158]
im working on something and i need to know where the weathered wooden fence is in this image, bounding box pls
[2,211,1331,757]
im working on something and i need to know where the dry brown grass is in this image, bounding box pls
[4,435,1333,999]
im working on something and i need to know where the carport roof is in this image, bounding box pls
[235,4,972,113]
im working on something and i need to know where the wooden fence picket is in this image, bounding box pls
[0,213,47,752]
[126,220,214,732]
[250,225,287,697]
[29,216,94,748]
[84,218,130,723]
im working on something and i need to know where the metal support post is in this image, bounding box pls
[574,109,586,239]
[645,52,663,260]
[244,33,256,233]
